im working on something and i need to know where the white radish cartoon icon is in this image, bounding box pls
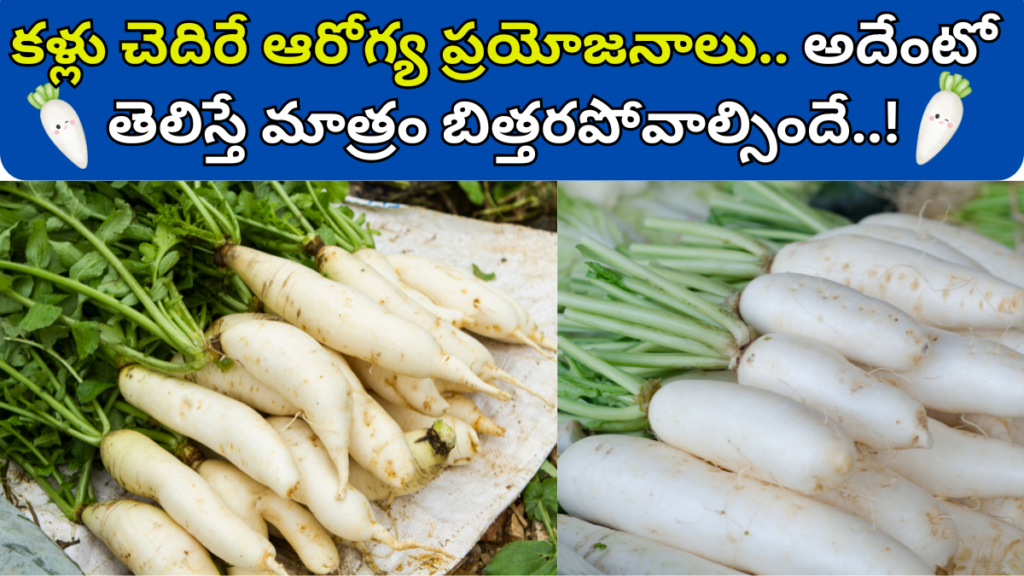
[916,72,971,166]
[28,83,88,169]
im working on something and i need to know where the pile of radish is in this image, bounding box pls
[558,185,1024,575]
[0,180,553,575]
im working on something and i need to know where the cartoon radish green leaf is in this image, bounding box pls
[916,72,971,166]
[28,83,88,169]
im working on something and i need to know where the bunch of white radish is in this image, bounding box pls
[559,210,1024,575]
[79,218,553,574]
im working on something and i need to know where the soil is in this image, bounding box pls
[349,182,557,232]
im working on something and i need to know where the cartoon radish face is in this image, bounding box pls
[28,83,88,169]
[916,72,971,166]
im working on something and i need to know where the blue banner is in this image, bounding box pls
[1,0,1021,179]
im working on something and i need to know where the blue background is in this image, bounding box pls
[1,0,1021,180]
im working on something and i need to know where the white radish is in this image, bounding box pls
[860,212,1024,288]
[559,435,932,575]
[770,235,1024,330]
[353,247,467,327]
[558,419,585,454]
[118,365,300,499]
[28,83,88,169]
[739,273,930,371]
[346,423,455,501]
[869,328,1024,418]
[82,500,218,576]
[871,418,1024,499]
[217,244,508,399]
[317,245,527,393]
[198,460,339,575]
[810,451,959,573]
[961,327,1024,352]
[648,380,856,495]
[944,501,1024,575]
[266,417,450,556]
[100,430,286,575]
[558,515,741,575]
[370,392,480,466]
[177,353,299,416]
[387,253,549,353]
[216,318,352,499]
[346,355,449,417]
[440,392,505,436]
[735,333,931,449]
[974,498,1024,530]
[813,224,980,267]
[558,543,603,575]
[916,72,970,165]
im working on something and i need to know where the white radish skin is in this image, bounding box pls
[353,247,467,327]
[860,212,1024,289]
[100,430,285,575]
[736,334,931,450]
[267,418,450,556]
[770,235,1024,330]
[82,500,218,576]
[810,451,959,573]
[944,502,1024,575]
[318,246,523,390]
[558,515,741,575]
[870,328,1024,417]
[219,245,504,398]
[441,392,505,436]
[559,435,932,575]
[872,418,1024,499]
[558,543,603,575]
[176,353,299,416]
[370,392,480,466]
[217,319,352,499]
[649,380,856,495]
[814,224,981,268]
[347,355,449,417]
[198,460,340,575]
[119,365,300,499]
[961,327,1024,352]
[957,414,1018,442]
[346,425,455,500]
[387,253,541,350]
[558,419,585,454]
[975,499,1024,530]
[739,273,930,371]
[479,279,557,351]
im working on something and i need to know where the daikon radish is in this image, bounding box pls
[960,327,1024,352]
[944,502,1024,575]
[353,247,466,327]
[558,543,603,575]
[441,392,505,436]
[861,212,1024,287]
[870,328,1024,418]
[118,365,300,499]
[558,515,741,575]
[266,417,450,556]
[735,333,931,449]
[771,235,1024,330]
[215,318,352,499]
[100,430,285,575]
[872,418,1024,499]
[177,353,298,416]
[370,392,480,466]
[198,460,339,575]
[976,499,1024,530]
[82,500,218,576]
[813,224,980,267]
[346,424,456,501]
[217,244,508,399]
[738,273,930,371]
[559,435,932,574]
[648,380,856,495]
[810,451,959,573]
[347,355,449,418]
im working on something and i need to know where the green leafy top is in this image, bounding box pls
[27,84,59,110]
[940,72,972,98]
